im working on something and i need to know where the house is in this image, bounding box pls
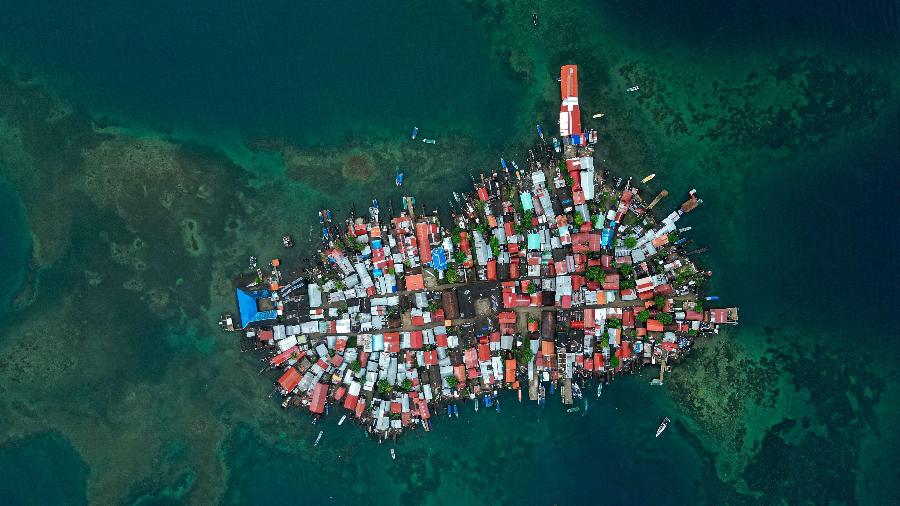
[309,382,328,414]
[277,367,302,394]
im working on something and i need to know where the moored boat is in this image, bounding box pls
[656,417,670,437]
[453,404,459,417]
[395,172,404,187]
[536,124,544,139]
[338,415,346,426]
[314,430,323,446]
[592,112,605,119]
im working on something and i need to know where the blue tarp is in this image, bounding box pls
[237,288,276,328]
[601,228,612,247]
[431,248,448,271]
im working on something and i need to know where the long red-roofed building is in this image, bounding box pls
[560,65,582,137]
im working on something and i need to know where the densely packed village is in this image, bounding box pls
[222,64,738,442]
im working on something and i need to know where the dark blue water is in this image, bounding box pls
[0,0,524,146]
[0,433,87,505]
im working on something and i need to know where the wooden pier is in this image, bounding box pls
[647,189,668,210]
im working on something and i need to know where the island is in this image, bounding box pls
[222,65,738,442]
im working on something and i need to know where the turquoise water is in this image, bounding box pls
[0,0,898,504]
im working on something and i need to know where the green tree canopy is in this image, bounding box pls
[586,266,606,283]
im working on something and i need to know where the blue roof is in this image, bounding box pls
[237,288,276,328]
[431,248,448,271]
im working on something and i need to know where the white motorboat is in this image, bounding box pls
[656,417,670,437]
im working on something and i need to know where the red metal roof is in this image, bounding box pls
[384,332,400,353]
[405,274,424,291]
[309,383,328,414]
[277,367,301,392]
[560,65,579,99]
[410,330,424,349]
[343,393,358,411]
[416,222,432,263]
[646,320,665,332]
[271,346,300,366]
[498,311,516,324]
[486,259,497,281]
[478,343,491,361]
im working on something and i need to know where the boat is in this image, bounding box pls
[422,138,436,144]
[566,407,580,413]
[511,160,519,172]
[583,398,588,414]
[550,382,555,395]
[282,234,293,248]
[656,417,670,437]
[495,400,501,412]
[572,383,582,399]
[536,124,544,140]
[322,227,330,240]
[395,172,404,187]
[678,227,693,232]
[627,85,640,92]
[592,112,605,119]
[474,397,479,412]
[500,158,507,170]
[650,379,664,386]
[674,237,688,245]
[532,11,538,26]
[248,256,257,269]
[391,448,396,460]
[453,404,459,417]
[706,295,720,301]
[597,383,602,398]
[411,126,418,140]
[447,404,452,417]
[641,174,656,183]
[518,388,522,402]
[552,137,561,152]
[338,415,346,426]
[314,430,323,447]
